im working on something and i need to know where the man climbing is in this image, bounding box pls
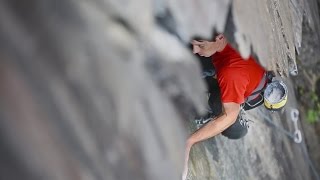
[182,34,268,179]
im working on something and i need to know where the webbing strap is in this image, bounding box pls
[246,73,268,102]
[246,71,275,102]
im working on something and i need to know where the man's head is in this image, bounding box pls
[191,34,227,57]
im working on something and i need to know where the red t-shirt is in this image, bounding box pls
[212,44,265,104]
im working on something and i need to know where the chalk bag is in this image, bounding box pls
[263,80,288,111]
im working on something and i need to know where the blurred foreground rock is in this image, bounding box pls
[0,1,208,179]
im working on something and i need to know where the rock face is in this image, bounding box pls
[0,0,319,180]
[0,1,207,179]
[291,1,320,176]
[228,0,320,76]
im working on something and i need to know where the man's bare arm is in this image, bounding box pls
[182,102,240,180]
[187,102,240,145]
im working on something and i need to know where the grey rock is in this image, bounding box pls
[0,1,206,180]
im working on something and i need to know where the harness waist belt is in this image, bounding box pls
[246,72,268,102]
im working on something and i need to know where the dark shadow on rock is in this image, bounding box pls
[316,78,320,99]
[156,8,182,41]
[203,138,220,162]
[223,6,237,51]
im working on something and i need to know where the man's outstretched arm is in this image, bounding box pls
[187,102,240,145]
[182,102,240,180]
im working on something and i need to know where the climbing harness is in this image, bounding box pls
[238,108,253,128]
[242,71,273,111]
[243,71,288,111]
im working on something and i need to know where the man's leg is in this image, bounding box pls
[221,114,248,139]
[207,78,222,117]
[194,77,219,125]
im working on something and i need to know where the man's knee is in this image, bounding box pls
[221,116,248,139]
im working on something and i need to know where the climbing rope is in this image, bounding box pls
[254,108,320,180]
[254,109,298,142]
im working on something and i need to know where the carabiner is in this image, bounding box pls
[293,130,302,144]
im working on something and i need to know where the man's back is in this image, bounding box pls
[212,44,265,104]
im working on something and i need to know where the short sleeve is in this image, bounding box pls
[218,72,248,104]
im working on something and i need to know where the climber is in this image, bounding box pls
[182,34,287,180]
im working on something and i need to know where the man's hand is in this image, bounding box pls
[192,34,227,57]
[182,140,193,180]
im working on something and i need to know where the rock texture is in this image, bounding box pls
[0,1,206,180]
[0,0,319,180]
[229,0,319,76]
[291,2,320,176]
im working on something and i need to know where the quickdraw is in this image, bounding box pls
[290,108,302,144]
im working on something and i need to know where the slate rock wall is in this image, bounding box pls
[0,0,209,179]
